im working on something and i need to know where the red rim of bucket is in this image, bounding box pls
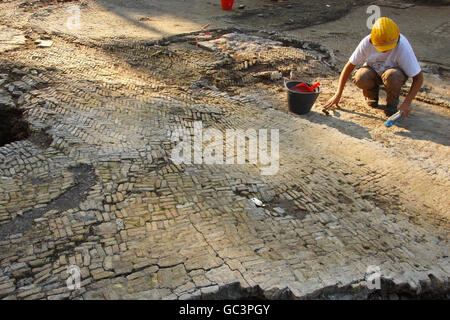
[221,0,234,10]
[286,81,321,94]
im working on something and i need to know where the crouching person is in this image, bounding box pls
[324,17,423,117]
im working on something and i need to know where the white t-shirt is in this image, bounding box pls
[349,34,421,78]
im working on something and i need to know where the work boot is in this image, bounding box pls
[353,67,381,108]
[364,89,379,108]
[382,68,407,117]
[384,103,398,117]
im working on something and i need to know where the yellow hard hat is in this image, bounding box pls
[371,17,400,52]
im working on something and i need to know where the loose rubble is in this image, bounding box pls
[0,26,26,53]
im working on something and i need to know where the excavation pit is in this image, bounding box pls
[0,105,30,147]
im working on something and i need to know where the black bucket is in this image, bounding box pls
[285,80,321,115]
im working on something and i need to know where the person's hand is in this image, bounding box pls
[323,93,341,110]
[398,101,412,117]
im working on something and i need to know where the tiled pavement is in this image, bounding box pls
[0,32,448,300]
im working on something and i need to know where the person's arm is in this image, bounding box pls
[398,71,423,117]
[323,61,356,110]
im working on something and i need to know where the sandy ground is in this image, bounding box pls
[0,0,368,39]
[1,0,448,248]
[0,0,446,229]
[0,0,448,300]
[0,0,448,236]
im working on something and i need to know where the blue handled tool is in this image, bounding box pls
[384,111,403,127]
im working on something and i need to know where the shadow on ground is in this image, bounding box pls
[393,107,450,147]
[299,110,372,140]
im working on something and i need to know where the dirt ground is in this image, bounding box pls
[0,0,449,300]
[4,0,444,219]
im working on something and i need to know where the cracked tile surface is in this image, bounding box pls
[0,25,449,300]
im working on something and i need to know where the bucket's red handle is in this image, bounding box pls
[308,82,321,91]
[294,81,320,91]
